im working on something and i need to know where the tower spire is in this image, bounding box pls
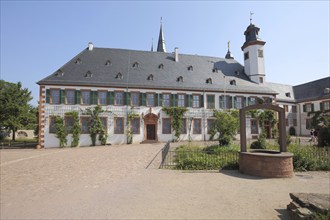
[151,38,154,52]
[250,12,254,25]
[157,17,166,52]
[225,40,234,59]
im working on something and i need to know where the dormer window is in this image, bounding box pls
[177,76,183,83]
[105,60,112,66]
[212,68,218,73]
[116,72,123,79]
[55,69,64,77]
[235,70,240,75]
[230,80,236,85]
[158,63,164,69]
[132,62,139,68]
[188,65,193,71]
[324,88,330,94]
[147,74,154,81]
[285,92,291,97]
[75,58,82,64]
[206,78,212,84]
[85,71,92,78]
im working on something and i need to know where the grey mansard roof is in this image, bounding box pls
[293,77,330,102]
[38,47,277,95]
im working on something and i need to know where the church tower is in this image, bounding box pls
[241,15,266,84]
[157,18,166,52]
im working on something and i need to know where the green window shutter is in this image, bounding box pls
[303,104,306,112]
[75,90,81,104]
[320,102,324,111]
[159,94,163,106]
[127,92,131,106]
[60,90,65,104]
[219,96,223,109]
[123,92,128,106]
[90,91,97,105]
[174,94,178,106]
[200,95,204,108]
[46,89,50,103]
[155,94,159,106]
[171,94,175,106]
[109,92,115,105]
[185,94,189,107]
[93,91,98,105]
[228,96,233,109]
[311,104,314,112]
[189,95,193,107]
[140,93,146,106]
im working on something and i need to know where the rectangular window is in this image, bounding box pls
[207,119,215,134]
[162,94,170,107]
[65,116,74,133]
[259,77,264,84]
[81,91,90,105]
[251,119,258,134]
[258,49,263,58]
[181,118,187,134]
[304,103,312,112]
[244,52,249,60]
[100,117,107,132]
[292,106,297,113]
[192,95,200,108]
[285,118,289,127]
[131,117,140,134]
[114,117,124,134]
[207,95,215,109]
[249,97,256,105]
[306,119,312,129]
[81,117,90,134]
[49,116,57,133]
[131,92,140,107]
[283,105,288,112]
[293,119,297,126]
[178,94,185,107]
[162,118,171,134]
[50,89,60,104]
[236,97,243,109]
[98,91,107,105]
[322,101,330,110]
[147,93,155,107]
[193,119,202,134]
[115,92,124,105]
[220,96,230,109]
[66,90,75,105]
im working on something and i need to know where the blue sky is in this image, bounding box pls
[1,1,329,106]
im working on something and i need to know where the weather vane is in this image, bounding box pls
[250,12,254,24]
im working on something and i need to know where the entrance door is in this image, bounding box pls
[146,124,156,140]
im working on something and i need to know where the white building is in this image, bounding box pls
[37,20,329,148]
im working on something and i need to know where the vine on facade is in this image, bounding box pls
[54,115,67,147]
[162,107,188,140]
[126,108,139,144]
[84,106,108,146]
[65,111,81,147]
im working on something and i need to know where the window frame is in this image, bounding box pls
[130,117,140,134]
[192,94,200,108]
[146,93,155,107]
[177,94,185,107]
[50,89,60,104]
[98,90,107,106]
[81,90,91,105]
[131,92,140,107]
[115,91,124,106]
[49,116,57,134]
[206,94,215,109]
[114,117,124,134]
[162,118,171,134]
[65,89,75,105]
[193,118,202,134]
[80,116,91,134]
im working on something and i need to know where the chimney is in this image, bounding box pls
[174,47,179,62]
[88,42,94,51]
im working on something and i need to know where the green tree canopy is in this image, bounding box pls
[0,80,35,140]
[210,110,239,146]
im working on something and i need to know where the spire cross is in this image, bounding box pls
[250,12,254,24]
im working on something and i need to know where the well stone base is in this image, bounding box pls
[239,151,294,178]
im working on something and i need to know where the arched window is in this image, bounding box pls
[55,69,64,77]
[115,72,123,79]
[206,78,212,84]
[75,58,82,64]
[132,62,139,68]
[230,80,236,85]
[147,74,154,81]
[188,65,193,71]
[177,76,183,82]
[158,63,164,69]
[85,71,92,78]
[105,60,112,66]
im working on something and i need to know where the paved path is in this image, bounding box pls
[1,144,329,219]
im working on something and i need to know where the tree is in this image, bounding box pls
[0,80,34,140]
[210,110,239,146]
[308,109,330,147]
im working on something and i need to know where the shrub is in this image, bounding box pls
[277,134,292,146]
[250,134,266,149]
[317,126,330,147]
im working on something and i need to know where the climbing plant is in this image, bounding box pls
[162,107,188,140]
[256,110,277,138]
[126,108,139,144]
[54,115,67,147]
[84,106,108,146]
[65,111,80,147]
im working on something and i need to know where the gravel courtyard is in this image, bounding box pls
[1,143,329,220]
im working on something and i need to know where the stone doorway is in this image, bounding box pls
[142,113,158,143]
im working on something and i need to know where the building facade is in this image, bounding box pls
[37,21,329,148]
